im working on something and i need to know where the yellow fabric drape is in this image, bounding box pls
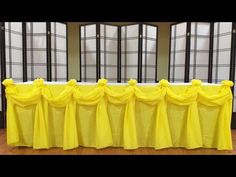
[166,80,203,148]
[2,78,234,150]
[42,80,78,150]
[197,81,233,150]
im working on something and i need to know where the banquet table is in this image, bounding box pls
[2,78,234,150]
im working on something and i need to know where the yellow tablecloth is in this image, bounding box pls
[2,78,234,150]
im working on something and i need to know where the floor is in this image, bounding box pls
[0,129,236,155]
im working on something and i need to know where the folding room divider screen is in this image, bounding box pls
[80,23,158,83]
[121,24,139,82]
[170,22,233,84]
[169,22,187,82]
[2,22,23,115]
[80,24,97,82]
[189,22,210,82]
[212,22,232,84]
[0,22,68,128]
[26,22,47,80]
[26,22,68,81]
[5,22,23,82]
[142,24,157,83]
[51,22,68,81]
[100,24,118,82]
[169,22,236,128]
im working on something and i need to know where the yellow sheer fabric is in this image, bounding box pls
[2,78,233,150]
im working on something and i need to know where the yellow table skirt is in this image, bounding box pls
[2,78,234,150]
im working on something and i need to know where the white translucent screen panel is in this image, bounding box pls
[4,22,22,111]
[51,22,67,81]
[4,22,23,111]
[212,22,232,83]
[189,22,210,82]
[121,24,139,82]
[26,22,47,80]
[169,22,187,82]
[100,24,118,82]
[142,24,157,83]
[5,22,23,82]
[81,24,97,82]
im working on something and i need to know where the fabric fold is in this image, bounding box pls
[2,78,234,150]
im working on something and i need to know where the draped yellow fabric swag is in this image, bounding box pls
[2,78,233,150]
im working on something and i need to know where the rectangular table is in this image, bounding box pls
[2,79,234,150]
